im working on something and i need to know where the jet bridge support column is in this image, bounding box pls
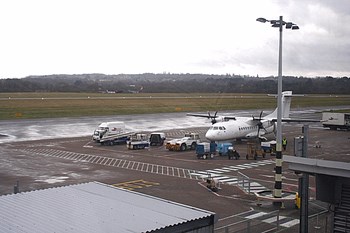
[299,125,309,233]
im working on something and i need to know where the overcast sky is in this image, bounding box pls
[1,0,349,79]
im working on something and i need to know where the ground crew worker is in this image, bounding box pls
[282,137,288,151]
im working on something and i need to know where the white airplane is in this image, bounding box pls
[187,91,297,142]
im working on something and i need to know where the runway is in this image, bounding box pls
[0,105,344,144]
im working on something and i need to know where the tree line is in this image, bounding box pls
[0,73,349,94]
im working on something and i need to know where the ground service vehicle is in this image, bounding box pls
[196,142,216,159]
[217,142,233,156]
[127,134,150,150]
[206,175,219,192]
[166,133,200,151]
[261,140,276,155]
[92,121,135,145]
[149,132,166,146]
[246,142,266,160]
[322,112,350,130]
[227,146,240,160]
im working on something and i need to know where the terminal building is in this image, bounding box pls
[0,182,216,233]
[285,155,350,232]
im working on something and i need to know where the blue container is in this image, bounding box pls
[217,142,233,156]
[210,142,216,153]
[196,142,217,159]
[196,143,206,155]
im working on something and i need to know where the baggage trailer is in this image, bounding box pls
[196,142,216,159]
[126,134,150,150]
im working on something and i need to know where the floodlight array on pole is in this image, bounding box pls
[256,16,299,199]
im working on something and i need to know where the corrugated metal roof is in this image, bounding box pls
[0,182,215,233]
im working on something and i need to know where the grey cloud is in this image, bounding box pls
[268,0,350,76]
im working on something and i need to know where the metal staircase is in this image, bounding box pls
[334,184,350,232]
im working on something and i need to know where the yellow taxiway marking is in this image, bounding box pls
[112,179,160,191]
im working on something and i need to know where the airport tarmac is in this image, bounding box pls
[0,122,349,232]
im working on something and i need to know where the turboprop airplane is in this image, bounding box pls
[187,91,312,142]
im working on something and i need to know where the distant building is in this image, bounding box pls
[0,182,216,233]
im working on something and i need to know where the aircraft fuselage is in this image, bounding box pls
[205,118,275,141]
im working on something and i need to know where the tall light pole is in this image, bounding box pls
[256,16,299,199]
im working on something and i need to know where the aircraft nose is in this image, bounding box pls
[205,130,215,141]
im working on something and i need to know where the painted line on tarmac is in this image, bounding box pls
[16,148,198,181]
[237,210,300,229]
[112,179,160,191]
[16,148,273,194]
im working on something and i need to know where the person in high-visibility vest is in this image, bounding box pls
[295,192,300,209]
[282,137,288,151]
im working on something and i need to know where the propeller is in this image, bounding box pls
[208,111,218,124]
[272,121,277,136]
[255,111,268,139]
[186,111,220,124]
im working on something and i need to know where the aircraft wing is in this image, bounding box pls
[186,113,219,119]
[271,118,321,123]
[187,112,238,124]
[223,116,236,120]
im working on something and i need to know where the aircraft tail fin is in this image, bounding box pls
[266,91,293,119]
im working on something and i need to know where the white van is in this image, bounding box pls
[92,121,126,142]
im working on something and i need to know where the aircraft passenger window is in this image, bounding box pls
[219,127,223,130]
[214,127,218,130]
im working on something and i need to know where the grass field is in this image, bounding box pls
[0,92,349,120]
